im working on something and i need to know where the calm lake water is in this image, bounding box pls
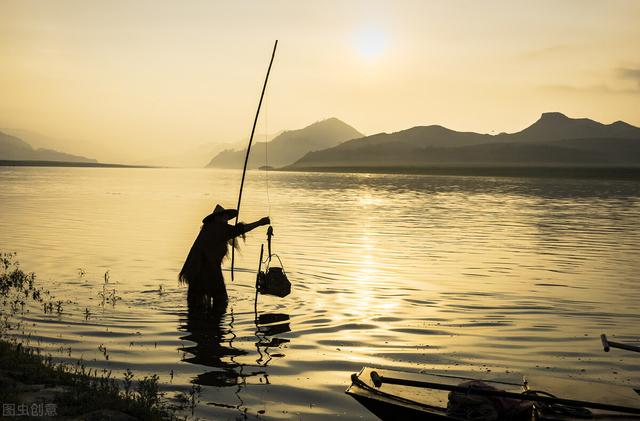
[1,167,640,420]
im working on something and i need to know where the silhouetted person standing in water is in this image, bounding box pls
[179,204,269,309]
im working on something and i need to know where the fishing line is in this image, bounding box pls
[264,87,272,218]
[231,40,277,281]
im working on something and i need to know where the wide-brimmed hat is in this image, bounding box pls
[203,204,238,223]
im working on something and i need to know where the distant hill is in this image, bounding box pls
[288,113,640,168]
[141,132,282,168]
[0,130,97,163]
[0,160,148,168]
[504,112,640,142]
[206,118,363,169]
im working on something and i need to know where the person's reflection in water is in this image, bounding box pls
[180,299,292,386]
[179,296,292,414]
[180,299,247,387]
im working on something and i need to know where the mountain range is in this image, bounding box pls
[3,112,639,169]
[0,130,97,163]
[288,112,640,169]
[206,118,363,169]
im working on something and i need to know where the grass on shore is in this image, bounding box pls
[0,339,172,420]
[0,252,197,420]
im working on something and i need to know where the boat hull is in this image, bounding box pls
[346,367,640,421]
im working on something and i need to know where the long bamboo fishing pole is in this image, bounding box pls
[231,40,278,281]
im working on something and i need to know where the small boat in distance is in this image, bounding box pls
[346,367,640,420]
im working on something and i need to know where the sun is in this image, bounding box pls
[352,27,387,60]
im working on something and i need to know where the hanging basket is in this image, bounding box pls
[258,254,291,298]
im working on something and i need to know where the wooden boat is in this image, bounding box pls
[346,367,640,420]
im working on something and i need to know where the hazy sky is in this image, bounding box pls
[1,0,639,163]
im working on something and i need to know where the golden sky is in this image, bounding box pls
[1,0,639,163]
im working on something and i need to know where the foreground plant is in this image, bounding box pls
[0,253,191,420]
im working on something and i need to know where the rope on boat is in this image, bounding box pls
[524,390,592,419]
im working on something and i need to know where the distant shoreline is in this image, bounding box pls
[4,160,640,179]
[0,160,154,168]
[281,165,640,179]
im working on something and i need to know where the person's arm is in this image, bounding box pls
[232,217,270,237]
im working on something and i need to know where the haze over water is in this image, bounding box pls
[1,167,639,420]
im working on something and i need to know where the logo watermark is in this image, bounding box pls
[1,403,57,417]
